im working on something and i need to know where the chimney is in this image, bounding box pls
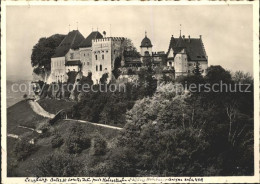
[182,35,185,39]
[199,35,202,39]
[103,31,106,37]
[188,35,191,42]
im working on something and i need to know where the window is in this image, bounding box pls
[96,65,98,71]
[84,53,85,56]
[70,53,74,59]
[95,55,97,60]
[169,62,172,66]
[100,65,102,71]
[87,62,89,65]
[102,54,104,60]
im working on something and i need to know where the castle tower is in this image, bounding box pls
[140,31,153,57]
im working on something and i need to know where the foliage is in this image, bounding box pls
[36,152,83,177]
[92,134,107,156]
[13,137,38,161]
[100,73,109,84]
[31,34,65,79]
[93,67,254,176]
[112,57,122,79]
[51,132,64,148]
[64,124,91,154]
[193,61,201,76]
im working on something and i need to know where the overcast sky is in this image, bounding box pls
[6,4,253,79]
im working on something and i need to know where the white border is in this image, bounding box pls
[1,1,259,183]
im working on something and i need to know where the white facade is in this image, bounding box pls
[91,37,124,84]
[50,57,67,83]
[140,47,152,56]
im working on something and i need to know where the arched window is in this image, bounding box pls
[100,65,102,71]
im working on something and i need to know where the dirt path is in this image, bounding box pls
[28,100,55,118]
[65,119,122,130]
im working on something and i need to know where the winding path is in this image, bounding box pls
[28,99,122,131]
[65,119,122,130]
[28,100,55,118]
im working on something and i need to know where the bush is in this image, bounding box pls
[13,138,38,161]
[51,132,64,148]
[37,120,50,133]
[36,152,83,177]
[92,135,107,156]
[64,124,91,154]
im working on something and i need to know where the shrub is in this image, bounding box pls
[36,152,83,177]
[64,124,91,154]
[13,138,38,161]
[37,120,50,133]
[51,132,64,148]
[92,135,107,156]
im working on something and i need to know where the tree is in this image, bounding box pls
[100,73,109,84]
[64,124,91,154]
[232,71,253,84]
[206,65,232,83]
[193,61,201,76]
[51,132,64,148]
[13,137,38,161]
[92,134,107,155]
[31,34,65,82]
[37,152,83,177]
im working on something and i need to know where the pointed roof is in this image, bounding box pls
[52,30,85,58]
[175,36,186,48]
[79,31,103,48]
[167,35,208,61]
[140,32,153,48]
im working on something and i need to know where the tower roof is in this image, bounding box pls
[79,31,103,48]
[52,30,85,58]
[140,32,153,48]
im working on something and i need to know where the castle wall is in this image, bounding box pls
[174,51,188,77]
[91,37,124,84]
[50,57,67,83]
[79,47,92,76]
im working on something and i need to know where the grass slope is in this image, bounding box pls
[38,99,76,114]
[7,100,120,177]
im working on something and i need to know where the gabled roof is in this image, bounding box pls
[79,31,103,48]
[167,35,208,61]
[52,30,85,58]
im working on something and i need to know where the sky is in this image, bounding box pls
[6,4,254,79]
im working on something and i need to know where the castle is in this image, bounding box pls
[49,29,208,84]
